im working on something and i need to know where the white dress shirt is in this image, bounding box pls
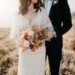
[44,0,53,16]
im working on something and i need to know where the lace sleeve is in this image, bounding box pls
[10,14,17,40]
[10,12,30,48]
[42,8,55,32]
[9,12,20,44]
[41,8,57,37]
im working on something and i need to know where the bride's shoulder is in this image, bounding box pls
[14,10,26,22]
[40,7,45,11]
[15,10,24,18]
[40,7,48,15]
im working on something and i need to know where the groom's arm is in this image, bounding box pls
[50,0,72,37]
[60,0,72,35]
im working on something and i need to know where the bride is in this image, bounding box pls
[10,0,56,75]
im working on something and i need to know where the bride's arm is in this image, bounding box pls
[9,13,18,43]
[42,8,57,40]
[9,13,28,51]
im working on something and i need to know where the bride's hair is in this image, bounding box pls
[19,0,44,15]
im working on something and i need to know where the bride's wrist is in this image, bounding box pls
[53,31,57,38]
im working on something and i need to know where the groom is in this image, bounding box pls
[44,0,72,75]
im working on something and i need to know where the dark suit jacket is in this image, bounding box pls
[46,0,72,60]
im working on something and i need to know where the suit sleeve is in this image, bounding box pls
[61,1,72,35]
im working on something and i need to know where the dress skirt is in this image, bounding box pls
[17,44,46,75]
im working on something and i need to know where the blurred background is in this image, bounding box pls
[0,0,75,75]
[0,0,75,27]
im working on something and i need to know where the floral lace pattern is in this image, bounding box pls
[10,7,54,45]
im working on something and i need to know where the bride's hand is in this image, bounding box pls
[19,44,29,52]
[45,32,55,41]
[18,40,30,52]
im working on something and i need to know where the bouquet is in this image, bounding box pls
[20,28,46,51]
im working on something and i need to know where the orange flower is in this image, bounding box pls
[21,32,27,38]
[32,45,38,51]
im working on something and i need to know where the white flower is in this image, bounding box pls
[24,40,30,47]
[26,29,34,36]
[28,31,34,36]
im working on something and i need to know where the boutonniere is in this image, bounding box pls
[53,0,58,5]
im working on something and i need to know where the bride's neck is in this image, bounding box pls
[28,3,34,11]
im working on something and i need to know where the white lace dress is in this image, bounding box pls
[10,8,54,75]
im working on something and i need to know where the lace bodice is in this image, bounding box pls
[10,7,54,42]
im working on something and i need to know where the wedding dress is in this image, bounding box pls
[10,7,54,75]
